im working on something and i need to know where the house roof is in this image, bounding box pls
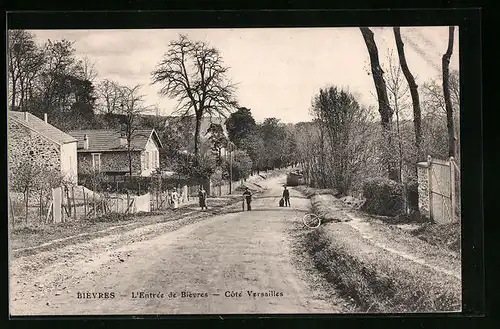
[68,129,163,152]
[8,111,77,145]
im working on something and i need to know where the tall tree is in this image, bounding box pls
[206,123,228,166]
[360,27,399,181]
[96,79,122,115]
[225,107,257,147]
[442,26,456,157]
[259,118,287,169]
[118,85,147,177]
[8,30,45,111]
[385,50,410,182]
[393,27,423,165]
[310,86,372,194]
[225,107,263,171]
[151,35,238,164]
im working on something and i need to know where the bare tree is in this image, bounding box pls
[360,27,398,181]
[151,35,238,163]
[394,27,423,164]
[77,55,98,83]
[385,51,411,182]
[118,84,147,177]
[8,30,45,111]
[442,26,456,157]
[97,79,122,115]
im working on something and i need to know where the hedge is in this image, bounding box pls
[361,177,405,217]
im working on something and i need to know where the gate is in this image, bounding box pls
[426,156,458,224]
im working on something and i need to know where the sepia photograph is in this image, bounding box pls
[8,26,462,316]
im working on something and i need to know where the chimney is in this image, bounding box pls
[119,135,127,147]
[83,134,89,150]
[44,113,48,123]
[119,124,127,147]
[24,112,28,122]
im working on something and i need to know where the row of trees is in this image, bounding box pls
[8,30,99,130]
[288,26,459,214]
[360,26,458,177]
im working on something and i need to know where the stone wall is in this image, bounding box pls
[78,151,142,175]
[417,162,429,216]
[8,118,61,176]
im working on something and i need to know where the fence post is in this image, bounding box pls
[427,155,433,221]
[72,186,77,221]
[52,187,62,223]
[450,156,456,221]
[93,189,96,219]
[83,187,87,220]
[45,200,53,223]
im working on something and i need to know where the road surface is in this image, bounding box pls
[10,175,343,315]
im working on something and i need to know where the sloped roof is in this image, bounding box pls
[8,111,77,145]
[68,129,163,152]
[69,129,162,152]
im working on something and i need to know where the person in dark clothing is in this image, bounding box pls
[243,187,252,211]
[198,187,208,210]
[283,186,290,207]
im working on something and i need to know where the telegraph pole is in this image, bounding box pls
[229,143,233,194]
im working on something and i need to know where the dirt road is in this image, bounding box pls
[10,175,343,315]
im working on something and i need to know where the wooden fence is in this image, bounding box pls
[417,156,460,224]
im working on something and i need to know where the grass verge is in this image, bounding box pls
[302,224,461,313]
[10,195,246,257]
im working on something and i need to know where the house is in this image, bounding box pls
[8,111,78,184]
[68,128,163,180]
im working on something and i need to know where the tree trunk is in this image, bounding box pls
[194,112,202,164]
[442,26,456,158]
[394,97,403,182]
[11,76,16,111]
[360,27,398,181]
[128,150,133,177]
[25,188,29,225]
[394,27,423,164]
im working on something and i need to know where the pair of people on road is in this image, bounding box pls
[242,186,291,211]
[281,186,291,207]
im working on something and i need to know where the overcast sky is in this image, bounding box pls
[29,27,459,124]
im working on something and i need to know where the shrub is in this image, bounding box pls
[361,178,404,217]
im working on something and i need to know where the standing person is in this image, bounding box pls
[171,187,179,210]
[283,186,290,207]
[166,188,172,207]
[198,186,208,210]
[243,187,252,211]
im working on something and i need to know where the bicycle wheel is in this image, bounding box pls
[303,213,321,228]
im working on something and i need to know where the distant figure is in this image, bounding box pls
[171,188,179,210]
[283,186,290,207]
[243,187,252,211]
[279,197,285,207]
[198,187,208,210]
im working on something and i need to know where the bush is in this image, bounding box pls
[361,178,404,217]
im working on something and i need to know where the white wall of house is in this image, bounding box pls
[140,137,160,177]
[60,141,78,184]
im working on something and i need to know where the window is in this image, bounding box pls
[153,150,158,168]
[91,153,101,172]
[144,151,149,169]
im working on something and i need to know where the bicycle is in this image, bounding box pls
[302,212,322,228]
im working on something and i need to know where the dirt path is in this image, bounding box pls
[10,175,342,315]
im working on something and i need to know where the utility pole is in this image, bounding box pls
[229,144,233,194]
